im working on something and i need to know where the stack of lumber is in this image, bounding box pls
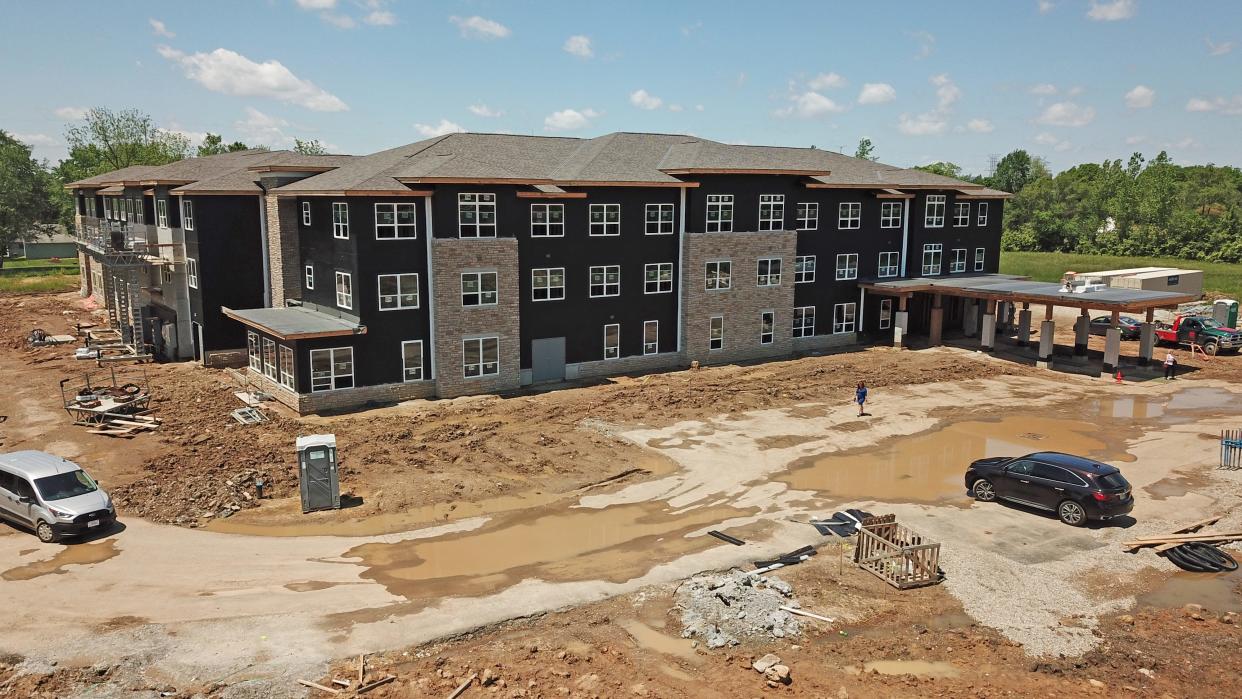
[87,413,161,438]
[1121,516,1241,552]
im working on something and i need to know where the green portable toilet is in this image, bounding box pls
[1214,299,1239,328]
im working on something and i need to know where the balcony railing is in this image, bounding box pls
[76,217,182,264]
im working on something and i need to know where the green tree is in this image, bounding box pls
[854,138,877,161]
[197,133,252,157]
[64,107,189,172]
[989,149,1037,194]
[0,130,59,268]
[913,161,962,178]
[294,138,327,155]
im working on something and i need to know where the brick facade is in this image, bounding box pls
[568,351,687,381]
[266,195,301,307]
[247,368,436,413]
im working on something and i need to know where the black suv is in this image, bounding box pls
[964,452,1133,526]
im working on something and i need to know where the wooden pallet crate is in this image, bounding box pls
[853,514,941,589]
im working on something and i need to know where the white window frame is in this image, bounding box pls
[760,310,774,345]
[975,247,986,272]
[278,345,295,390]
[161,264,173,286]
[181,199,195,230]
[705,260,731,291]
[924,195,946,228]
[643,320,659,355]
[262,337,277,381]
[531,267,565,301]
[794,255,816,284]
[759,194,784,231]
[709,315,724,350]
[332,202,349,239]
[796,202,818,230]
[530,203,565,237]
[375,202,417,240]
[838,202,861,230]
[335,271,353,309]
[835,253,859,281]
[603,323,620,360]
[644,262,673,294]
[706,194,733,232]
[880,201,902,229]
[156,199,168,228]
[458,193,496,238]
[833,302,857,334]
[402,340,424,382]
[921,244,943,276]
[304,265,314,290]
[302,201,312,226]
[950,248,968,274]
[186,257,199,289]
[247,332,261,372]
[310,347,353,392]
[645,203,674,235]
[977,202,989,227]
[378,272,420,310]
[461,271,498,306]
[588,265,621,298]
[757,257,782,287]
[462,337,499,378]
[878,251,900,278]
[589,203,621,236]
[879,298,893,330]
[953,201,971,227]
[794,306,816,338]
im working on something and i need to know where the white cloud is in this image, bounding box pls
[296,0,337,8]
[931,74,961,109]
[543,108,600,131]
[668,104,684,112]
[1036,101,1095,126]
[320,13,356,28]
[54,106,87,120]
[1124,85,1154,109]
[161,126,209,147]
[563,35,593,58]
[149,18,174,38]
[629,89,663,110]
[776,91,845,119]
[1125,135,1146,145]
[1029,83,1058,96]
[1035,132,1071,152]
[1206,37,1234,56]
[681,20,703,36]
[468,104,504,118]
[450,15,510,40]
[807,72,847,90]
[695,104,705,112]
[1166,136,1200,150]
[1087,0,1135,21]
[966,118,995,133]
[414,119,466,137]
[1186,97,1216,112]
[157,45,348,112]
[908,30,935,59]
[897,113,947,136]
[364,10,396,26]
[857,83,896,105]
[13,132,57,147]
[1037,1,1055,13]
[1185,95,1242,115]
[234,107,293,147]
[1066,85,1085,96]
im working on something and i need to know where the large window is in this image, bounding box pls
[588,265,620,297]
[794,306,815,338]
[589,204,620,236]
[310,347,353,391]
[156,199,168,228]
[921,244,943,276]
[247,332,261,372]
[796,202,818,230]
[924,195,946,227]
[643,320,659,355]
[262,338,277,381]
[709,316,724,350]
[181,200,195,230]
[463,337,499,378]
[705,260,731,290]
[402,341,423,382]
[461,271,498,306]
[880,201,902,228]
[838,202,861,229]
[531,203,564,237]
[186,257,199,288]
[878,251,900,278]
[603,323,620,359]
[278,345,295,390]
[879,298,893,330]
[458,193,496,238]
[977,202,989,227]
[833,302,857,334]
[305,265,315,290]
[835,253,859,280]
[953,202,970,227]
[706,194,733,232]
[332,202,349,238]
[301,201,311,226]
[760,311,774,345]
[531,267,565,301]
[645,203,674,235]
[950,248,968,274]
[975,247,986,272]
[644,262,673,294]
[757,257,782,286]
[759,194,784,231]
[794,255,816,283]
[335,271,353,309]
[378,273,420,310]
[375,203,417,239]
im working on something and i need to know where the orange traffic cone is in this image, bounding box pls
[1115,370,1124,384]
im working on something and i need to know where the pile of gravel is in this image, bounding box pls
[674,569,801,648]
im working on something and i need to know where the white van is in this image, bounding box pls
[0,450,116,543]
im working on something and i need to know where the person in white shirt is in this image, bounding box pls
[1163,352,1177,380]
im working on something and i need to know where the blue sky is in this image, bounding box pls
[2,0,1240,174]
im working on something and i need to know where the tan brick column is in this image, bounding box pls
[265,195,301,307]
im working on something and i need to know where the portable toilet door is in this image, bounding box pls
[296,434,341,513]
[1214,299,1239,328]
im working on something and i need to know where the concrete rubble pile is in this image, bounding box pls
[674,569,801,648]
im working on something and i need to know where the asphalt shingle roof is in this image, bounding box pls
[69,151,353,194]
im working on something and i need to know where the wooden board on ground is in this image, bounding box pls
[1123,516,1225,552]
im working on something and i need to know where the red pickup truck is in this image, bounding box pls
[1154,315,1242,355]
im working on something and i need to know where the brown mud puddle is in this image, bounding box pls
[1137,567,1242,613]
[1,539,119,581]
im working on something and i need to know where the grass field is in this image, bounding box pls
[0,272,79,294]
[1000,251,1242,301]
[1,257,79,269]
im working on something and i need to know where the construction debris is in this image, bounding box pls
[231,407,267,425]
[675,569,801,648]
[853,514,942,589]
[1122,516,1241,555]
[708,530,745,546]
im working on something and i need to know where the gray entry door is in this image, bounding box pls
[531,337,566,383]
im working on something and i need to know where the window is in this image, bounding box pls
[921,244,943,275]
[335,271,352,309]
[310,347,353,391]
[531,267,565,301]
[402,341,423,382]
[125,199,133,222]
[278,346,294,390]
[760,311,774,345]
[458,193,496,238]
[794,306,815,338]
[880,201,902,229]
[759,194,784,231]
[332,202,349,239]
[530,203,564,237]
[588,265,621,297]
[838,202,861,229]
[1029,463,1087,486]
[924,195,946,227]
[603,323,620,359]
[262,338,277,381]
[104,199,112,219]
[709,316,724,350]
[950,248,968,273]
[645,203,674,235]
[879,299,893,330]
[644,262,673,294]
[977,202,989,227]
[643,320,659,355]
[304,265,314,290]
[378,273,420,310]
[375,203,417,239]
[796,202,818,230]
[302,201,312,226]
[156,199,168,228]
[461,271,498,306]
[835,253,859,281]
[463,337,499,378]
[186,258,199,288]
[182,200,195,230]
[974,247,986,272]
[833,302,857,334]
[706,194,733,232]
[705,260,731,290]
[878,251,900,278]
[757,257,782,286]
[161,265,173,285]
[953,202,970,227]
[589,203,621,236]
[794,255,816,283]
[247,332,261,372]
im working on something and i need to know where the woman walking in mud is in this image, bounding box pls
[855,381,868,417]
